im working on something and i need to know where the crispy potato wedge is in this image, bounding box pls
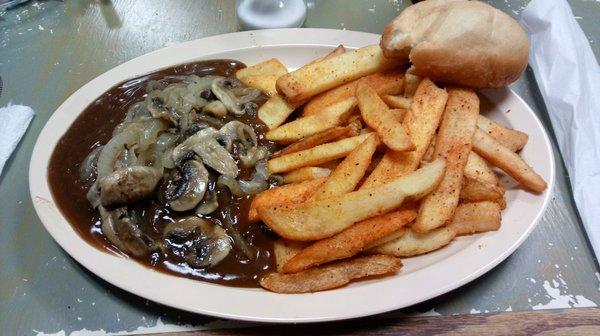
[383,95,413,109]
[258,158,446,241]
[310,134,379,200]
[448,201,501,236]
[364,228,407,250]
[247,177,326,222]
[267,133,373,174]
[238,74,279,96]
[258,95,300,130]
[413,88,479,233]
[362,79,448,188]
[303,71,404,116]
[283,209,416,273]
[460,177,505,203]
[464,151,499,185]
[283,167,332,184]
[390,108,408,122]
[266,98,356,143]
[273,239,309,273]
[235,58,288,79]
[472,129,547,193]
[273,123,361,158]
[421,136,436,163]
[404,74,421,98]
[260,255,402,294]
[477,115,528,152]
[276,45,402,103]
[306,45,346,66]
[357,80,414,151]
[369,227,456,257]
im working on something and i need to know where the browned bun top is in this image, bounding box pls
[380,0,529,88]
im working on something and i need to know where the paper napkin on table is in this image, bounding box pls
[520,0,600,259]
[0,104,35,175]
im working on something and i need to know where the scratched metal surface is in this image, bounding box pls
[0,0,599,335]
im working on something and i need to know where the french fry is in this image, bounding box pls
[477,115,528,152]
[362,79,448,188]
[413,88,479,233]
[283,209,416,273]
[310,134,379,200]
[258,158,446,241]
[247,177,326,222]
[357,80,414,152]
[421,136,436,163]
[306,45,346,66]
[273,123,360,158]
[404,73,421,98]
[369,227,456,257]
[258,95,300,130]
[235,58,288,79]
[464,151,499,185]
[448,201,501,236]
[260,255,402,294]
[383,95,413,109]
[238,74,279,96]
[273,239,309,273]
[460,178,505,203]
[472,129,547,193]
[283,167,331,184]
[266,98,356,143]
[303,71,404,116]
[267,133,373,174]
[276,45,402,103]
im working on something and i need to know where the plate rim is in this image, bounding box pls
[29,28,556,323]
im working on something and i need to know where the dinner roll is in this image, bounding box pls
[380,0,529,88]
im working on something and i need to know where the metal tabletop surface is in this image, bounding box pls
[1,1,599,335]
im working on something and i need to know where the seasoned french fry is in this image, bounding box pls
[310,134,379,200]
[369,227,456,257]
[362,79,448,188]
[260,255,402,293]
[238,74,279,96]
[460,178,505,203]
[472,129,547,193]
[258,158,446,241]
[303,71,404,116]
[247,177,326,222]
[448,201,501,236]
[464,151,499,185]
[283,167,332,184]
[283,209,416,273]
[276,45,402,103]
[273,239,309,273]
[258,95,300,130]
[235,58,288,79]
[404,74,421,98]
[357,80,414,152]
[383,95,413,109]
[413,88,479,233]
[266,98,356,143]
[477,115,528,152]
[267,133,373,174]
[306,45,346,66]
[273,123,360,158]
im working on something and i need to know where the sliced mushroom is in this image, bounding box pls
[203,100,227,117]
[164,160,209,212]
[99,166,161,207]
[99,206,154,257]
[162,217,232,268]
[211,77,260,115]
[172,127,239,177]
[196,189,219,215]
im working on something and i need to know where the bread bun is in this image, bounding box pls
[381,0,529,88]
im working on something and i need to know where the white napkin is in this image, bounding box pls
[520,0,600,259]
[0,104,35,175]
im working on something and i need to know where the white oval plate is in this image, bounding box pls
[30,29,555,323]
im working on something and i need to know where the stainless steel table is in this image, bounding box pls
[1,1,598,335]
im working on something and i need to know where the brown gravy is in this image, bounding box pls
[48,60,278,287]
